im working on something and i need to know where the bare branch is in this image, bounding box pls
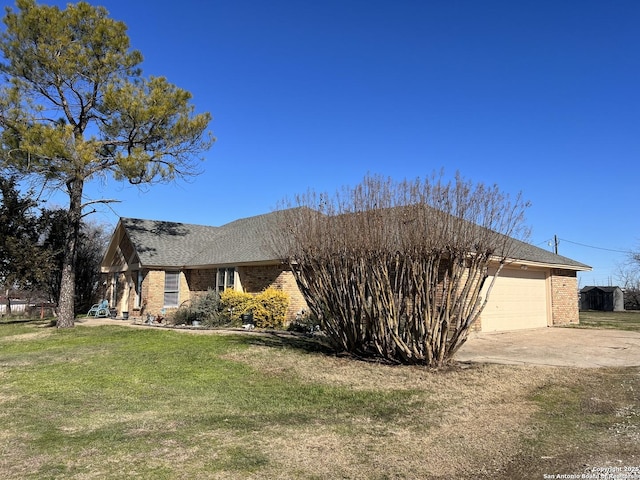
[274,173,530,366]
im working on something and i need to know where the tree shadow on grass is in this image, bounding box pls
[224,330,483,370]
[226,330,415,367]
[0,317,53,326]
[226,330,337,356]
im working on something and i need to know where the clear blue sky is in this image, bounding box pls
[15,0,640,287]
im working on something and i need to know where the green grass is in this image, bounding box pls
[0,323,421,479]
[575,310,640,332]
[1,320,638,479]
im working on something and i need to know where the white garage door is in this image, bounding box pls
[480,267,549,332]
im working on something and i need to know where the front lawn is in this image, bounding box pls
[0,321,638,479]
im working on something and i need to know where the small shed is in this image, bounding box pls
[580,286,624,311]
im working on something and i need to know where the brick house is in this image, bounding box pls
[100,210,307,322]
[100,209,590,331]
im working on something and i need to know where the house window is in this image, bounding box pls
[216,267,235,292]
[134,271,143,309]
[164,271,180,307]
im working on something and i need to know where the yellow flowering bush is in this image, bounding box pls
[220,287,289,329]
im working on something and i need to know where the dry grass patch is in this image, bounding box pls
[223,341,555,477]
[0,330,52,343]
[223,336,639,478]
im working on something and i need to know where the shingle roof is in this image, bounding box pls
[120,210,287,268]
[119,209,590,270]
[120,218,221,267]
[191,210,289,266]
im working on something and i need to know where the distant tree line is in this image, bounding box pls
[0,176,108,316]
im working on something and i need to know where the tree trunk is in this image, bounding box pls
[56,177,83,328]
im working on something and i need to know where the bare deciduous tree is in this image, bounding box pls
[276,173,530,367]
[616,257,640,310]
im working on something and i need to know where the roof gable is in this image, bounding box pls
[119,218,222,268]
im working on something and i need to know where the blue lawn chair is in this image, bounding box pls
[87,300,109,318]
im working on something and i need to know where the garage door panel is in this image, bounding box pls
[481,268,548,332]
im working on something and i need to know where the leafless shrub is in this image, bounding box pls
[275,173,529,367]
[616,262,640,310]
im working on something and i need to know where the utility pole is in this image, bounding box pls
[554,235,559,255]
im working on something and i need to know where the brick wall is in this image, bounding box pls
[186,269,217,294]
[143,270,166,317]
[550,269,579,325]
[274,270,308,322]
[124,265,308,324]
[124,269,188,319]
[238,265,282,292]
[108,256,580,329]
[238,265,308,322]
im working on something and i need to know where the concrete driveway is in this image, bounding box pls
[455,327,640,368]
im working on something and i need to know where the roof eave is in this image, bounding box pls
[183,259,285,269]
[499,257,592,271]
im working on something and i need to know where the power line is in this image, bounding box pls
[557,237,632,254]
